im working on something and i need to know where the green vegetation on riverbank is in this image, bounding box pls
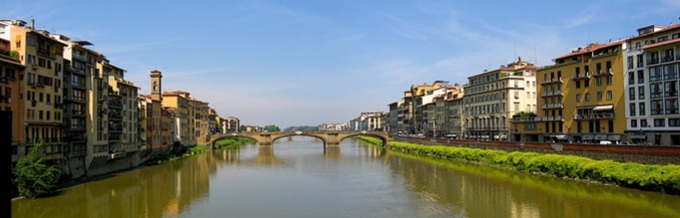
[13,143,61,199]
[358,136,680,195]
[214,137,256,149]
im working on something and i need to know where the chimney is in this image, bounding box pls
[30,19,35,30]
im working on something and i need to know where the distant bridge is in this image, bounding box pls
[209,131,391,148]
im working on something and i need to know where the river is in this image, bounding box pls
[12,137,680,218]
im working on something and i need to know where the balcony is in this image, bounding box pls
[661,55,675,63]
[592,68,613,77]
[573,112,615,120]
[540,77,563,85]
[72,53,87,62]
[37,47,54,58]
[647,58,660,66]
[511,116,537,122]
[540,116,563,122]
[541,103,563,109]
[571,72,590,80]
[541,90,564,97]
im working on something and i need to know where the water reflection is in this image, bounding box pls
[384,151,680,218]
[13,154,213,218]
[12,139,680,218]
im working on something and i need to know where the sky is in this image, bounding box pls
[5,0,680,128]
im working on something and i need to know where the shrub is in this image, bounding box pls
[357,137,680,195]
[13,142,61,199]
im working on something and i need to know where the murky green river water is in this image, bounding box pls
[12,137,680,217]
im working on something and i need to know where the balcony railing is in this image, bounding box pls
[540,77,563,85]
[573,112,615,120]
[662,55,675,63]
[571,72,590,80]
[539,116,563,122]
[541,90,564,97]
[541,103,564,109]
[592,68,613,77]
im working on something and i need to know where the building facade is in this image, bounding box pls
[2,20,68,168]
[0,38,25,163]
[465,58,537,141]
[624,24,680,145]
[523,41,626,144]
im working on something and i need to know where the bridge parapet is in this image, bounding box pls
[209,131,391,149]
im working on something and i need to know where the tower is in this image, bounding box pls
[150,70,162,101]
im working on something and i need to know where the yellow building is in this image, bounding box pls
[522,41,626,143]
[0,38,26,162]
[2,20,67,164]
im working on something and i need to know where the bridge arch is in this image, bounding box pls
[210,134,259,148]
[338,132,388,146]
[271,133,327,146]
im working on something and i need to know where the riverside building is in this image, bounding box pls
[1,19,67,169]
[523,41,626,144]
[465,58,537,141]
[624,24,680,145]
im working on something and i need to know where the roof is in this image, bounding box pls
[628,24,680,41]
[642,37,680,50]
[553,40,624,61]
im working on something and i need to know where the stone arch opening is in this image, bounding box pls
[271,134,327,146]
[338,133,388,146]
[210,135,259,149]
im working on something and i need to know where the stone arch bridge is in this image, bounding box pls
[209,131,391,149]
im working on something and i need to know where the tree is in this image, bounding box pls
[263,125,281,132]
[13,142,61,199]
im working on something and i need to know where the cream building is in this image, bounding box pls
[464,58,537,141]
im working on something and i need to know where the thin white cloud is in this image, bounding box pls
[96,39,179,54]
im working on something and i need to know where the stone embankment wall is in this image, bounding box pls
[399,138,680,165]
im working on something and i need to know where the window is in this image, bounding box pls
[584,79,590,87]
[628,71,635,85]
[627,56,634,69]
[629,87,635,100]
[650,66,663,82]
[665,99,678,114]
[585,93,590,101]
[575,81,581,88]
[650,83,663,98]
[607,90,612,100]
[665,81,678,97]
[596,77,603,86]
[670,118,680,127]
[576,94,581,102]
[641,119,648,128]
[631,119,638,128]
[630,103,636,116]
[607,75,612,85]
[640,103,646,116]
[597,91,603,100]
[654,119,666,127]
[651,100,663,115]
[639,86,645,99]
[664,63,677,80]
[637,54,644,68]
[638,70,645,84]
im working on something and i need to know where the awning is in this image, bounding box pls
[630,135,647,140]
[594,134,608,140]
[607,135,621,141]
[556,135,569,140]
[583,134,594,140]
[593,105,614,111]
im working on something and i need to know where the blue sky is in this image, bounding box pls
[6,0,680,128]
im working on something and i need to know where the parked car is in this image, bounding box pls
[599,140,612,145]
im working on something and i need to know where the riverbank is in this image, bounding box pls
[358,136,680,195]
[12,138,256,200]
